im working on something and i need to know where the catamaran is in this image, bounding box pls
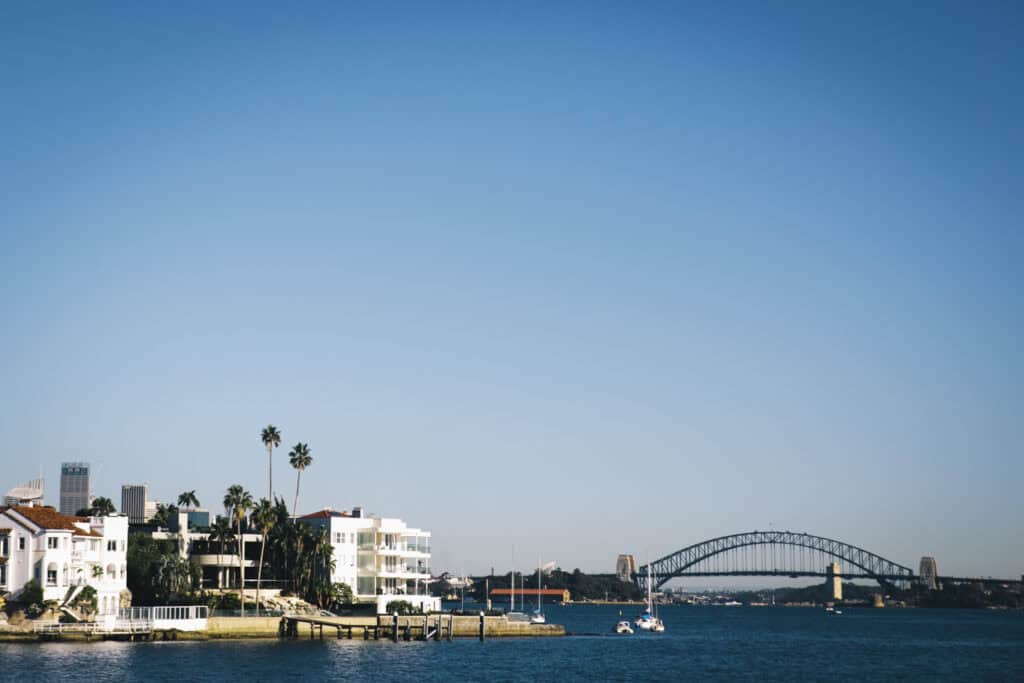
[634,564,665,632]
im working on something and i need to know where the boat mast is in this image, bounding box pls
[647,564,653,612]
[536,559,542,614]
[511,545,515,612]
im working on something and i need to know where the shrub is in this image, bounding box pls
[19,580,43,607]
[385,600,416,615]
[71,586,98,616]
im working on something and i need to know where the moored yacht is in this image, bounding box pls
[634,565,666,632]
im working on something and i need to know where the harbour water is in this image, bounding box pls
[3,605,1022,681]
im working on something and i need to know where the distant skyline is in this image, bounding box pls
[2,2,1021,580]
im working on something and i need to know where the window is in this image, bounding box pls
[0,564,6,585]
[19,536,25,551]
[0,536,8,556]
[47,537,59,550]
[107,540,117,552]
[46,563,58,586]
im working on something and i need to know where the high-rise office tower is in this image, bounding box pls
[121,484,149,524]
[60,462,91,515]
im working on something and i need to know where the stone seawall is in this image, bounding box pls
[205,616,282,638]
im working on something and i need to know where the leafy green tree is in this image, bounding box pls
[261,425,281,503]
[251,498,276,616]
[155,553,200,602]
[329,582,354,609]
[127,535,179,604]
[19,579,43,607]
[223,485,253,616]
[288,442,313,517]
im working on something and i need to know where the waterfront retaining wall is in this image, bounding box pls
[205,616,282,638]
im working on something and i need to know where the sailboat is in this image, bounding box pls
[634,564,665,632]
[530,560,546,624]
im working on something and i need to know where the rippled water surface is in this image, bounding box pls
[3,606,1022,681]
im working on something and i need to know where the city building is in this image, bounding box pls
[919,556,939,590]
[4,478,45,507]
[0,505,129,615]
[121,484,149,525]
[299,506,438,614]
[59,462,91,516]
[168,509,210,531]
[616,554,638,583]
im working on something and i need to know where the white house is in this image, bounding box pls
[299,507,439,614]
[0,505,129,615]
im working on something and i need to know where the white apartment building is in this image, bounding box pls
[0,505,129,615]
[299,507,439,614]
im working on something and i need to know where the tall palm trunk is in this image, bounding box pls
[256,531,267,617]
[267,443,273,504]
[293,470,302,519]
[237,518,245,618]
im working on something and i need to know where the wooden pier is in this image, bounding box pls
[280,613,564,640]
[281,614,457,641]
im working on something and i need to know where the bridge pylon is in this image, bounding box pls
[827,562,842,601]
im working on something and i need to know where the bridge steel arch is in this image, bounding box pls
[636,531,915,591]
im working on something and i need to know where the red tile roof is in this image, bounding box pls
[4,505,85,532]
[299,508,351,519]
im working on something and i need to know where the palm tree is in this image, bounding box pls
[223,485,253,616]
[288,442,313,517]
[83,497,116,516]
[149,503,176,527]
[309,526,337,607]
[251,498,276,616]
[208,516,235,589]
[261,425,281,503]
[177,490,200,511]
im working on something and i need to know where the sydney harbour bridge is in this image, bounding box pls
[630,530,1022,595]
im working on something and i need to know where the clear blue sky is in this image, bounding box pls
[2,1,1021,580]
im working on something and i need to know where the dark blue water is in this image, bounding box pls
[3,606,1022,681]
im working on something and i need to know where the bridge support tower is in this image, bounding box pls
[827,562,842,601]
[919,557,938,590]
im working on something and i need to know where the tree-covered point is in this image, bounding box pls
[470,569,644,602]
[728,581,880,605]
[914,582,1022,609]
